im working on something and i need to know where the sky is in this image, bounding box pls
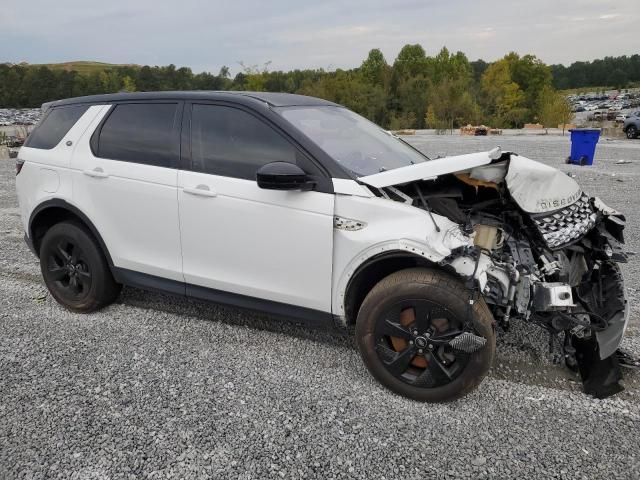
[1,0,637,74]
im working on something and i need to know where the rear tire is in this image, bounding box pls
[355,268,495,402]
[627,125,638,139]
[39,221,121,313]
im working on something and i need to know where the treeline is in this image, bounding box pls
[551,55,640,90]
[1,48,634,129]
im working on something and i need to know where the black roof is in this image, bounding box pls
[43,91,339,110]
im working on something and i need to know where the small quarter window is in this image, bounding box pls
[96,103,179,167]
[24,105,89,149]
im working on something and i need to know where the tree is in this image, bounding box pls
[121,76,136,92]
[389,111,417,130]
[99,70,121,93]
[238,61,272,91]
[480,59,527,127]
[392,75,429,128]
[360,48,388,86]
[428,47,472,84]
[2,48,634,132]
[470,59,489,82]
[550,54,640,90]
[218,66,230,79]
[610,69,628,89]
[508,53,552,110]
[424,105,437,129]
[427,76,477,133]
[538,86,573,134]
[393,44,427,78]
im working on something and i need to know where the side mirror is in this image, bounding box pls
[256,162,314,191]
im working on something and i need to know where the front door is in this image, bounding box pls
[178,103,334,313]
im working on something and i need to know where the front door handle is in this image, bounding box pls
[183,184,217,198]
[83,167,109,179]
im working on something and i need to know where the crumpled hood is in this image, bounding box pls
[358,149,583,214]
[505,155,582,213]
[358,148,501,188]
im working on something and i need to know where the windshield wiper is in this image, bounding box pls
[396,136,431,161]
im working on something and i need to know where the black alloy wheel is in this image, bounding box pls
[374,299,471,388]
[39,221,121,312]
[356,268,495,402]
[45,238,92,302]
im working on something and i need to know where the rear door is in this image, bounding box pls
[71,101,184,284]
[177,102,334,313]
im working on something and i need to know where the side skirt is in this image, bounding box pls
[112,267,336,330]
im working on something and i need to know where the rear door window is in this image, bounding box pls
[24,104,89,149]
[94,103,180,167]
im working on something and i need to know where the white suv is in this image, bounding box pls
[16,92,631,401]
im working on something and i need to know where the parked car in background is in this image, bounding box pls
[623,111,640,139]
[615,114,627,124]
[1,135,24,148]
[588,111,604,121]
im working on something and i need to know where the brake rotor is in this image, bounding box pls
[389,307,450,368]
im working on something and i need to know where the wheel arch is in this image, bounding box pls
[28,199,114,267]
[341,250,447,327]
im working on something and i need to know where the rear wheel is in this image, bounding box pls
[627,125,638,139]
[355,268,495,402]
[40,222,121,313]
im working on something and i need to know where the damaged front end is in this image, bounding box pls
[359,149,634,398]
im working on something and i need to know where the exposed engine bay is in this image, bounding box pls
[363,150,634,398]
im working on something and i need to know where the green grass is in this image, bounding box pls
[559,83,640,95]
[559,86,613,95]
[28,61,138,74]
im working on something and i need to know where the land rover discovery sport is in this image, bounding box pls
[16,91,632,401]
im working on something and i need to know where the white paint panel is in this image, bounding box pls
[69,105,183,281]
[332,178,373,197]
[331,194,473,318]
[358,150,494,188]
[15,106,106,236]
[40,168,59,193]
[179,171,334,312]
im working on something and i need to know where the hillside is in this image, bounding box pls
[28,61,138,74]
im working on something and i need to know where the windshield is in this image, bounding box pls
[277,106,427,176]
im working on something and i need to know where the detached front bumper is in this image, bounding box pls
[596,283,630,359]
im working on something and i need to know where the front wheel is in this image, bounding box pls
[355,268,495,402]
[627,125,638,139]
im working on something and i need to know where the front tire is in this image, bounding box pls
[40,221,121,313]
[355,268,495,402]
[627,125,638,139]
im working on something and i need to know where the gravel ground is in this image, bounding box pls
[1,134,639,480]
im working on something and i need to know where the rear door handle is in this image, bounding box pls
[183,185,217,198]
[83,167,109,179]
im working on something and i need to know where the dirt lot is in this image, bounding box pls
[1,134,639,479]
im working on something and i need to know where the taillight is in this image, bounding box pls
[15,159,25,175]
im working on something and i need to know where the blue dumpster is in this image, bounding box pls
[568,129,600,166]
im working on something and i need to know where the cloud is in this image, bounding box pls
[1,0,638,72]
[469,27,496,41]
